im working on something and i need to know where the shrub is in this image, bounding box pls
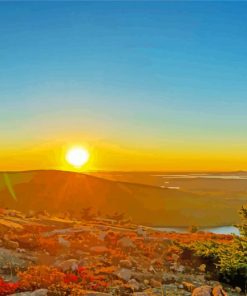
[217,235,247,288]
[238,205,247,237]
[182,207,247,290]
[17,265,110,294]
[0,277,19,295]
[18,266,65,290]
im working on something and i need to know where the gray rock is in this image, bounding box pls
[10,289,48,296]
[115,268,132,281]
[58,236,70,248]
[170,263,185,273]
[128,278,140,291]
[117,236,135,248]
[133,292,158,296]
[0,247,35,272]
[79,292,111,296]
[136,227,147,237]
[44,225,91,237]
[55,258,79,271]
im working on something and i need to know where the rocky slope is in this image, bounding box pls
[0,208,242,295]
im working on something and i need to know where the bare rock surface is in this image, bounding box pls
[54,258,79,271]
[0,247,36,271]
[115,268,132,281]
[10,289,48,296]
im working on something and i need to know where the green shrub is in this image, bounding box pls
[216,236,247,288]
[183,207,247,290]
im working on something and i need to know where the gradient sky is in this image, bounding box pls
[1,2,247,171]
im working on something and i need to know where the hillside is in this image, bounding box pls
[0,170,244,227]
[0,207,240,295]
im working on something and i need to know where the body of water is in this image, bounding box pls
[155,225,240,235]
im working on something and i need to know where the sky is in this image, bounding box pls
[1,1,247,171]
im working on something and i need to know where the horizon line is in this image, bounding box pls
[0,168,246,174]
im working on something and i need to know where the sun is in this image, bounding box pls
[66,147,90,168]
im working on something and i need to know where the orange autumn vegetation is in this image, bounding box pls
[0,266,111,296]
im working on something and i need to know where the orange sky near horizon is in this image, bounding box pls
[0,138,246,172]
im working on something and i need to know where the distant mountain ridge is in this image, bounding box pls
[0,170,244,227]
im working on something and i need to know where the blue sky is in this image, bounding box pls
[1,2,247,170]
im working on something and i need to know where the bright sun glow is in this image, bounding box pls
[66,147,90,168]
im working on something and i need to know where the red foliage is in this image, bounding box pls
[76,266,109,292]
[18,265,109,294]
[0,278,19,296]
[64,273,79,284]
